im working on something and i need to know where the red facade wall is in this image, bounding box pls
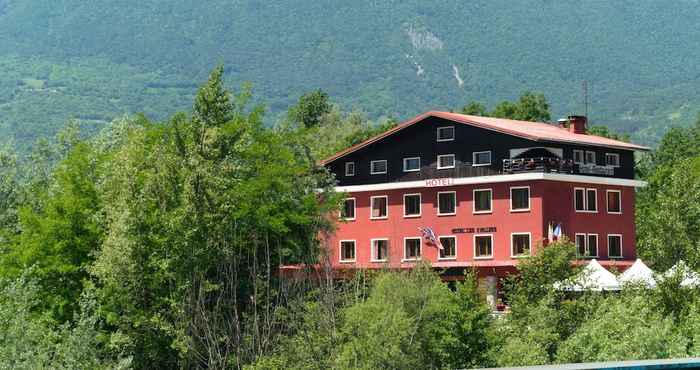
[325,180,637,272]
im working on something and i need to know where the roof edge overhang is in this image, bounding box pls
[333,172,648,193]
[320,111,650,165]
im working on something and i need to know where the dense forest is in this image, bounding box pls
[2,67,700,368]
[3,0,700,150]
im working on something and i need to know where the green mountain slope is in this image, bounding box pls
[1,0,700,147]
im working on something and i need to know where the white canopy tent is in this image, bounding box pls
[664,261,700,288]
[618,259,656,287]
[555,259,621,291]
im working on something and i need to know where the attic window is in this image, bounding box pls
[437,126,455,142]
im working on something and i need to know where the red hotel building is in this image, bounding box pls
[320,111,648,296]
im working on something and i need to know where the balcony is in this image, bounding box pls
[503,157,575,174]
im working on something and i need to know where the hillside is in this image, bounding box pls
[1,0,700,148]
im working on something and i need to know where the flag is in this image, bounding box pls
[553,223,562,240]
[547,222,554,242]
[419,227,443,250]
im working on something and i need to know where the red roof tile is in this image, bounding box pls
[321,111,649,165]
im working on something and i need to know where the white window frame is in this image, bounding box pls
[511,232,532,258]
[371,238,389,262]
[370,195,389,220]
[510,186,531,212]
[573,149,584,164]
[472,151,492,167]
[474,234,493,259]
[339,240,356,263]
[345,162,355,176]
[473,188,493,214]
[608,234,623,259]
[403,237,422,262]
[402,157,421,172]
[403,193,422,218]
[605,153,620,168]
[437,154,456,169]
[606,190,622,214]
[438,235,457,260]
[586,188,598,212]
[370,160,387,175]
[574,187,598,213]
[575,233,588,257]
[340,197,356,221]
[587,234,599,258]
[436,126,455,142]
[574,233,599,258]
[437,191,457,216]
[585,151,596,165]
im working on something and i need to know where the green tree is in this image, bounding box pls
[460,91,551,122]
[556,294,686,363]
[336,266,491,369]
[637,157,700,270]
[290,89,332,128]
[0,141,103,321]
[461,101,488,116]
[91,67,339,368]
[0,273,130,369]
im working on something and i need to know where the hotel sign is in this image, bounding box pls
[425,178,454,187]
[452,227,497,234]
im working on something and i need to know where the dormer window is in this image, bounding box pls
[605,153,620,167]
[370,160,387,174]
[345,162,355,176]
[437,126,455,142]
[437,154,455,169]
[403,157,420,172]
[472,151,491,166]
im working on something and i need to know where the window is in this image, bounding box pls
[372,239,389,262]
[437,126,455,141]
[510,186,530,212]
[404,238,422,260]
[404,194,421,217]
[587,234,598,257]
[340,198,355,220]
[370,196,388,219]
[439,236,457,259]
[575,233,598,258]
[472,151,492,166]
[607,190,622,214]
[586,189,597,212]
[605,153,620,167]
[345,162,355,176]
[370,160,387,174]
[473,189,492,214]
[403,157,420,172]
[574,188,597,212]
[585,151,596,165]
[575,234,598,258]
[575,188,585,211]
[511,233,531,257]
[437,154,455,169]
[474,235,493,259]
[437,191,457,215]
[608,235,622,258]
[573,150,584,164]
[339,240,356,262]
[575,234,587,256]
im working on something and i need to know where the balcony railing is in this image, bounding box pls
[503,157,575,174]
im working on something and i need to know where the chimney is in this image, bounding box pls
[567,115,587,134]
